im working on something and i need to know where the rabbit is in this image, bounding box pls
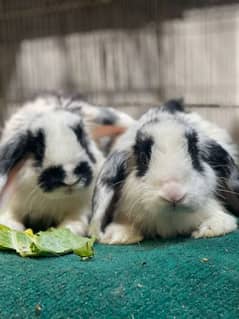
[0,93,134,234]
[89,99,238,244]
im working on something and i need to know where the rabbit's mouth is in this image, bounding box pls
[38,185,79,199]
[38,176,89,196]
[65,187,74,195]
[158,200,193,214]
[64,186,83,195]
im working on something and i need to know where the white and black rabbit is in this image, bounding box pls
[0,93,134,234]
[89,100,238,244]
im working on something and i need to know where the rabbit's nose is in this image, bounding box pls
[160,182,186,206]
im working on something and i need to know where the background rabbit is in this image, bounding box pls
[89,100,238,244]
[0,93,134,234]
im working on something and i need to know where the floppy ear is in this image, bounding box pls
[64,98,135,128]
[89,150,130,236]
[0,130,45,193]
[201,139,239,216]
[0,133,29,191]
[222,163,239,216]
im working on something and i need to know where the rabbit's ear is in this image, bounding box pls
[201,139,239,215]
[0,130,45,192]
[223,163,239,216]
[201,140,234,178]
[64,98,135,154]
[90,150,130,235]
[64,98,135,128]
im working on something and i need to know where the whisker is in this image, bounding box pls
[216,187,239,196]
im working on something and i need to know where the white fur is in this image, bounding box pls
[98,199,237,244]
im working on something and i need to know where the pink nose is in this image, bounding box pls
[160,182,186,205]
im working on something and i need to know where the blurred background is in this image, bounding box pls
[0,0,238,130]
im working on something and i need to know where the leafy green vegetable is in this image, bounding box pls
[0,225,95,258]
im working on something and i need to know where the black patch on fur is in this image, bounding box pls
[100,189,122,232]
[227,165,239,193]
[96,107,118,125]
[72,124,96,163]
[0,134,30,175]
[38,166,66,192]
[185,130,204,172]
[94,151,129,231]
[0,129,45,178]
[221,163,239,217]
[101,156,127,189]
[201,141,232,178]
[74,161,93,187]
[28,129,45,166]
[133,132,154,177]
[161,99,185,114]
[200,140,239,216]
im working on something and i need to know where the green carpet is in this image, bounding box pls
[1,231,239,319]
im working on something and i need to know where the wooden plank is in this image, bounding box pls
[0,1,239,122]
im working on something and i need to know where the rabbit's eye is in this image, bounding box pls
[133,132,154,177]
[74,161,93,187]
[28,129,45,167]
[185,130,203,173]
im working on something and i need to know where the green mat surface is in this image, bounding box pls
[1,231,239,319]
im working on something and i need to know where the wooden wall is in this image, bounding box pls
[0,0,239,130]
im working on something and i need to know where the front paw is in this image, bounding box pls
[99,223,143,245]
[60,220,88,236]
[192,214,237,239]
[0,216,25,231]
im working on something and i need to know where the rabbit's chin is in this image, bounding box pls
[139,194,201,215]
[158,204,195,214]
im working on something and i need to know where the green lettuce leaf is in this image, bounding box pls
[0,225,95,258]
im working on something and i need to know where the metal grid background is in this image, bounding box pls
[0,0,239,128]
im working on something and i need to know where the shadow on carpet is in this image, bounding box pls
[0,231,239,319]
